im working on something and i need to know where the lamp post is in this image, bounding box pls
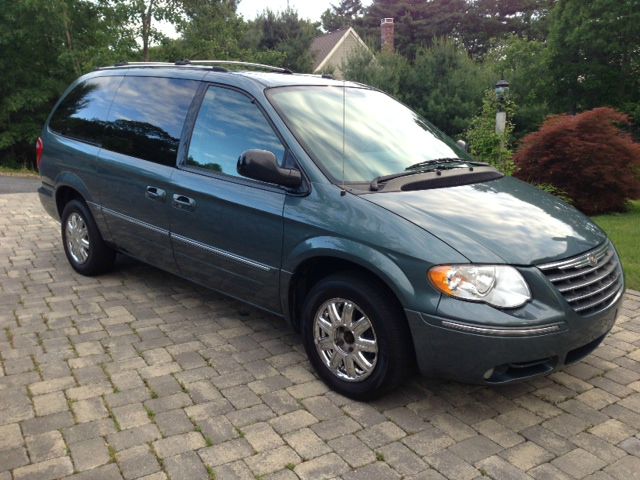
[495,79,510,172]
[495,79,509,135]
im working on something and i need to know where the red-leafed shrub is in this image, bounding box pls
[514,108,640,215]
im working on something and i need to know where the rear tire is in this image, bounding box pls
[301,272,413,400]
[61,199,115,276]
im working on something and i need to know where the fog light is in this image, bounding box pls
[483,368,494,380]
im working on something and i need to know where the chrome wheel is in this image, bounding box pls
[313,298,378,382]
[65,212,90,264]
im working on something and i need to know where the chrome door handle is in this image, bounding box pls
[172,194,196,211]
[145,186,166,201]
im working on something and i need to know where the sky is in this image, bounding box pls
[158,0,372,39]
[237,0,372,22]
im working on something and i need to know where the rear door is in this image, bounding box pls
[95,75,200,271]
[168,85,288,312]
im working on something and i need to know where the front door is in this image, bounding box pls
[169,85,288,312]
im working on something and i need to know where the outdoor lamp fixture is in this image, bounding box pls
[495,79,510,100]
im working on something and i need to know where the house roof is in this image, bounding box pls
[310,27,352,71]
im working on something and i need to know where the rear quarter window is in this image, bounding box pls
[49,76,122,145]
[102,76,199,166]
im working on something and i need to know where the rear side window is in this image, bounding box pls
[186,86,285,176]
[102,76,198,166]
[49,76,121,145]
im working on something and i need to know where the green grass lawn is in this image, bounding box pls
[0,165,38,176]
[593,200,640,291]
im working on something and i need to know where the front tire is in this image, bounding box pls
[61,199,115,276]
[301,272,413,400]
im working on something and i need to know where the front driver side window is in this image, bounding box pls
[186,86,286,176]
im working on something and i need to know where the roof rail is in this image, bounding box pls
[104,60,293,74]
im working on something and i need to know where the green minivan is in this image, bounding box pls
[38,61,624,399]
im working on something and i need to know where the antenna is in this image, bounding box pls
[341,78,346,196]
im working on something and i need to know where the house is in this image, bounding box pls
[310,26,370,78]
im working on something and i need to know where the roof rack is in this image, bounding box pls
[105,60,293,74]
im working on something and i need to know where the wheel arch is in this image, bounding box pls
[282,238,415,332]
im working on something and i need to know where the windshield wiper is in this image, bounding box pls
[404,158,468,171]
[370,158,485,191]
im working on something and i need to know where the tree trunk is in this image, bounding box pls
[61,1,81,74]
[142,0,156,61]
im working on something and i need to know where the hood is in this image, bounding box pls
[365,176,606,265]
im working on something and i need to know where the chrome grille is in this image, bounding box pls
[538,242,623,316]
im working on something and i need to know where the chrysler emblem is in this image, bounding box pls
[588,254,598,267]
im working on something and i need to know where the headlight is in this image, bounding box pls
[428,264,531,308]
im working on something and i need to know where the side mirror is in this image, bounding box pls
[237,150,302,189]
[456,139,469,152]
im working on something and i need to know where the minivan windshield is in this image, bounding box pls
[267,86,472,183]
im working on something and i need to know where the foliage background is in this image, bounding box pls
[1,0,639,211]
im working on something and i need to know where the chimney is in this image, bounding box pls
[381,18,394,52]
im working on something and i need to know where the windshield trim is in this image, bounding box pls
[265,85,472,186]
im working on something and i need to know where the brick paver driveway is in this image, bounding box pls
[1,191,640,480]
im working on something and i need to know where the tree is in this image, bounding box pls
[546,0,640,116]
[406,39,494,136]
[0,0,135,169]
[245,8,320,72]
[321,0,364,32]
[485,36,550,135]
[465,89,517,173]
[514,108,640,214]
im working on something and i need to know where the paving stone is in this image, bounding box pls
[328,434,374,468]
[72,397,109,423]
[154,409,195,437]
[21,411,75,436]
[245,445,302,476]
[341,461,401,480]
[379,441,428,476]
[270,410,318,434]
[28,376,76,396]
[521,425,575,456]
[571,432,626,464]
[116,445,161,480]
[0,388,34,425]
[163,451,209,480]
[32,391,68,416]
[63,463,123,480]
[244,421,285,452]
[476,455,532,480]
[528,463,572,480]
[589,419,636,444]
[403,426,455,456]
[25,431,66,463]
[13,456,74,480]
[552,448,607,478]
[112,403,150,430]
[425,449,478,480]
[69,437,110,471]
[62,418,117,444]
[0,447,29,472]
[283,427,330,460]
[292,452,348,480]
[499,441,554,471]
[604,455,640,480]
[152,431,206,459]
[474,418,525,448]
[107,423,162,451]
[0,423,23,450]
[199,438,254,467]
[447,435,503,464]
[211,460,254,480]
[356,421,406,449]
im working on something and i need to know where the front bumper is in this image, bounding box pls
[406,288,622,384]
